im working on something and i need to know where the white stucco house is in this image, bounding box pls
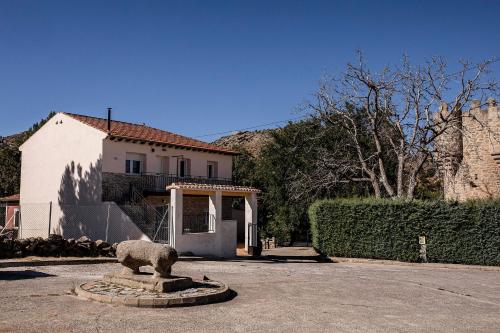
[19,110,259,257]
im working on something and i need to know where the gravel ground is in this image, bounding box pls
[0,247,498,333]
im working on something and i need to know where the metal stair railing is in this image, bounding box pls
[114,186,169,243]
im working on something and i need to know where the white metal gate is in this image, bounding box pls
[152,205,169,244]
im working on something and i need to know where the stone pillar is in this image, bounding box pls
[244,192,257,252]
[169,188,183,248]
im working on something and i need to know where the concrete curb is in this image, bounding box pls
[331,257,500,272]
[0,257,117,268]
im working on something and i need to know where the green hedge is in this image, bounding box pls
[308,198,500,265]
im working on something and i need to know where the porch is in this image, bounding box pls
[166,183,260,258]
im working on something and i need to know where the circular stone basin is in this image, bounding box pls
[75,279,232,307]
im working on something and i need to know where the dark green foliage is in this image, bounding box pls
[0,145,21,197]
[233,113,442,243]
[0,112,56,196]
[308,198,500,265]
[233,118,369,244]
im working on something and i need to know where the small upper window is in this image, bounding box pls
[179,160,186,177]
[132,160,141,174]
[125,159,142,174]
[177,158,191,177]
[207,161,218,179]
[125,153,145,175]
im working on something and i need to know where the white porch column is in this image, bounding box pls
[209,191,223,256]
[208,191,222,233]
[244,192,258,252]
[169,188,183,248]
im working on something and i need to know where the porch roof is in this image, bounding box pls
[166,182,260,194]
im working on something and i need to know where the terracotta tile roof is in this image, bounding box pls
[166,183,261,193]
[64,113,238,155]
[0,194,20,202]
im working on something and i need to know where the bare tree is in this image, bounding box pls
[304,52,499,199]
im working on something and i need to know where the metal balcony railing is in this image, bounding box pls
[102,172,233,202]
[135,173,233,193]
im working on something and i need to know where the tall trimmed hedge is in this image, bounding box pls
[308,199,500,265]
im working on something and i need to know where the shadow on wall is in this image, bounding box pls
[55,158,106,240]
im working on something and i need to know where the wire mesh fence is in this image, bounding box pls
[1,202,169,244]
[19,203,51,239]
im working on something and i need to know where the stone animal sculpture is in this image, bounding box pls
[116,240,178,278]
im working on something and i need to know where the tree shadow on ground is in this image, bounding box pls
[179,254,333,264]
[0,270,55,280]
[254,254,333,264]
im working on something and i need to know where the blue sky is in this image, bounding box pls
[0,0,499,140]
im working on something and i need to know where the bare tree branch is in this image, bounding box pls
[303,53,499,199]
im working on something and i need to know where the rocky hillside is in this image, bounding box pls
[0,132,28,149]
[212,130,273,157]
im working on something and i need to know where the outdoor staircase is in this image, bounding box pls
[104,185,169,243]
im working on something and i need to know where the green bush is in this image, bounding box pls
[308,198,500,265]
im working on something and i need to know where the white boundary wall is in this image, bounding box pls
[174,220,237,257]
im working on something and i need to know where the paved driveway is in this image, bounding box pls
[0,247,498,332]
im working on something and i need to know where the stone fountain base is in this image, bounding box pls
[75,241,233,307]
[102,272,193,293]
[75,274,231,307]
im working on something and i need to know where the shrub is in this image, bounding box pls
[308,198,500,265]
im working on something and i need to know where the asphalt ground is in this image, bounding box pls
[0,247,498,332]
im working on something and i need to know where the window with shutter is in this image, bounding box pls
[207,161,218,179]
[186,159,191,177]
[179,159,186,177]
[177,158,191,177]
[125,153,145,175]
[160,156,169,174]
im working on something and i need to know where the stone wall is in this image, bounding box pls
[184,196,208,216]
[0,234,117,259]
[438,99,500,201]
[146,195,236,218]
[222,197,233,220]
[144,195,170,206]
[102,172,144,202]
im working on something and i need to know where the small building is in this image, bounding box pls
[0,194,20,231]
[19,111,259,257]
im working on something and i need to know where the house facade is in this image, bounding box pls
[19,111,259,257]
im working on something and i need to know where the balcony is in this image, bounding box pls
[139,172,233,193]
[102,172,233,202]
